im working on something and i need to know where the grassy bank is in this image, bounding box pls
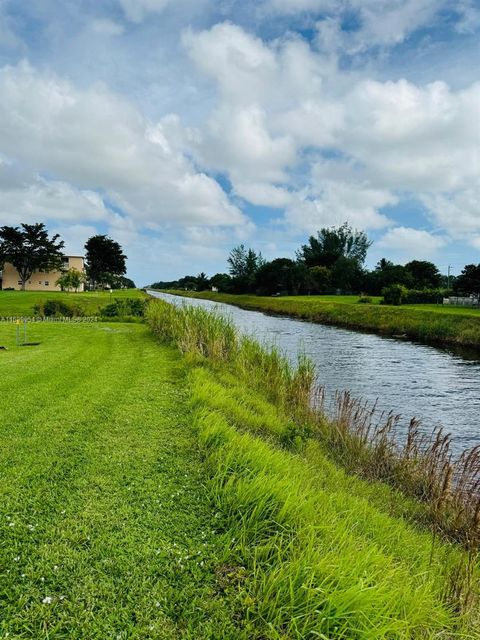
[161,290,480,348]
[0,288,146,317]
[4,299,479,637]
[0,323,243,638]
[146,298,480,638]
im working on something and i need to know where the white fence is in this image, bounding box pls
[443,296,479,307]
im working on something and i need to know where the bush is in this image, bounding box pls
[381,284,409,305]
[33,300,84,317]
[403,288,445,304]
[357,295,373,304]
[100,298,146,318]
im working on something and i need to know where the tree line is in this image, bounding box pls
[0,222,134,291]
[151,222,480,301]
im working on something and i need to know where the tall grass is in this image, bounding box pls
[195,408,466,638]
[146,298,480,618]
[146,299,315,413]
[146,299,480,548]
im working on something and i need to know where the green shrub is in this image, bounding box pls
[100,297,146,318]
[382,283,409,305]
[34,299,84,317]
[404,288,445,304]
[357,295,373,304]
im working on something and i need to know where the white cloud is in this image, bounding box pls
[118,0,211,23]
[117,0,174,23]
[284,180,394,234]
[422,188,480,238]
[378,226,448,260]
[341,78,480,191]
[349,0,443,50]
[455,0,480,33]
[266,0,336,12]
[51,224,98,255]
[183,22,278,105]
[234,182,294,208]
[200,104,297,183]
[266,0,447,51]
[0,62,246,229]
[90,19,125,37]
[0,173,111,226]
[184,22,480,228]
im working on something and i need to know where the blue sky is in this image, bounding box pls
[0,0,479,285]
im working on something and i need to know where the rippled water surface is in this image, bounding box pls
[149,291,480,450]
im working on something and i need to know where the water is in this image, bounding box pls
[148,291,480,451]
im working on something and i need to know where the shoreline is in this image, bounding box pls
[152,289,480,352]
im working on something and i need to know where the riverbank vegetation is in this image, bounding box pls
[146,298,480,637]
[159,290,480,348]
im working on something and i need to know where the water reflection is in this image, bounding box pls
[149,291,480,450]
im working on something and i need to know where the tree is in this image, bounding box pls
[0,223,65,290]
[364,258,413,294]
[84,235,126,289]
[110,275,136,289]
[210,273,233,292]
[196,272,210,291]
[227,244,264,293]
[297,222,372,268]
[308,266,331,294]
[177,275,198,290]
[56,268,86,293]
[404,260,441,289]
[454,264,480,296]
[330,256,364,292]
[255,258,298,295]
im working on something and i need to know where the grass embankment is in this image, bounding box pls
[0,323,242,638]
[146,300,480,638]
[3,294,479,637]
[0,289,146,317]
[162,290,480,348]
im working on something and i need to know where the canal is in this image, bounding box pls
[149,291,480,450]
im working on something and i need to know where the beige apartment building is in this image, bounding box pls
[0,256,85,291]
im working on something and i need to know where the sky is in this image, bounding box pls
[0,0,479,285]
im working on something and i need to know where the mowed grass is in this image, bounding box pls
[0,289,146,317]
[163,290,480,347]
[0,323,243,639]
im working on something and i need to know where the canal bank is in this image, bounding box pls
[148,291,480,452]
[159,290,480,350]
[145,297,480,637]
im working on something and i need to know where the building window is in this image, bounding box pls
[17,280,22,285]
[44,281,49,286]
[39,281,42,284]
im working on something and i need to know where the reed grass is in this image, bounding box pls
[146,298,480,628]
[191,376,477,637]
[146,299,315,412]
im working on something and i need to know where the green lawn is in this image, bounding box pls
[0,289,146,317]
[0,323,242,638]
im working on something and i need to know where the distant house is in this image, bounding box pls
[0,256,85,292]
